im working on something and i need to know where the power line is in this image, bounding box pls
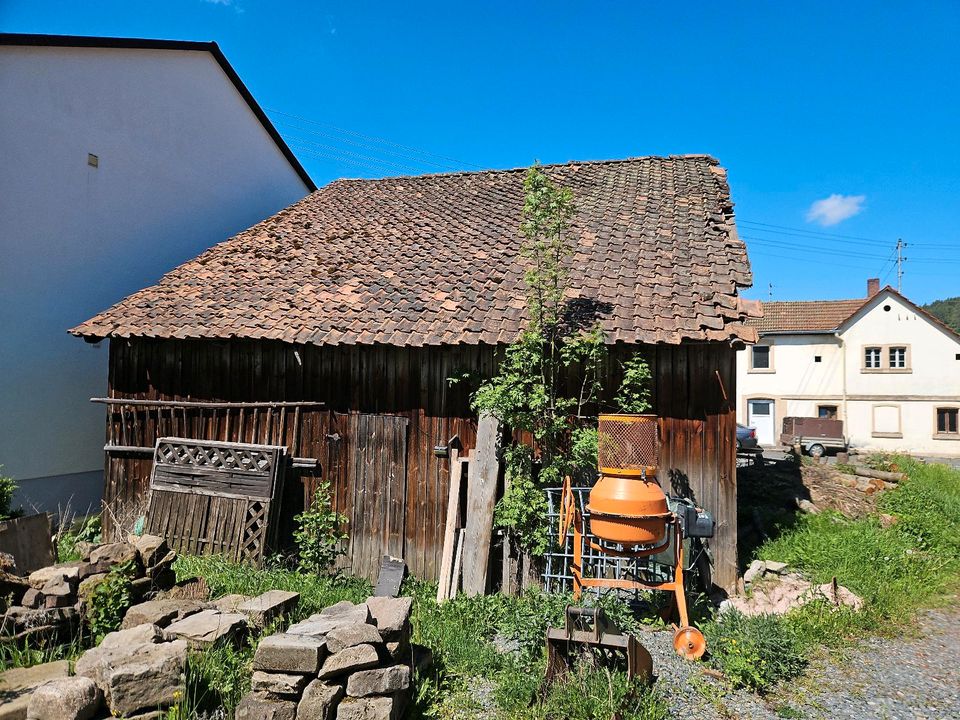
[287,143,404,176]
[273,117,462,173]
[267,107,484,170]
[741,235,892,261]
[286,135,424,174]
[740,220,958,251]
[738,220,882,243]
[746,247,879,271]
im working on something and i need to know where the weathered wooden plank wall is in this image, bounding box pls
[102,337,738,589]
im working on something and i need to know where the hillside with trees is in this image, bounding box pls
[924,296,960,332]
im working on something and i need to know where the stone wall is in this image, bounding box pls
[238,596,415,720]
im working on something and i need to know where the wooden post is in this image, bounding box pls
[461,412,501,596]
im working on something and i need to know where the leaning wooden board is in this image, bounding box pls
[436,448,465,602]
[145,437,287,566]
[461,413,501,596]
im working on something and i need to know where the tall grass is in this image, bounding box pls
[751,456,960,652]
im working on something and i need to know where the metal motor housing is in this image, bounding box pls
[668,496,715,539]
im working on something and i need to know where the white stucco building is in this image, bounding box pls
[0,34,314,510]
[737,279,960,455]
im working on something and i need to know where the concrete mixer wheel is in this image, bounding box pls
[673,626,706,660]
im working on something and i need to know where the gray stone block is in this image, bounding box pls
[100,623,166,648]
[121,599,206,629]
[89,542,139,568]
[346,665,410,698]
[236,691,298,720]
[27,563,81,589]
[364,597,412,643]
[26,675,102,720]
[335,695,395,720]
[297,679,344,720]
[319,601,371,625]
[251,670,309,697]
[325,623,382,654]
[21,587,42,609]
[254,633,326,674]
[239,590,300,627]
[128,534,169,568]
[75,637,187,716]
[318,644,379,679]
[165,608,247,648]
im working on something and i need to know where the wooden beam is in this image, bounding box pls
[91,397,325,409]
[461,412,501,596]
[103,443,317,468]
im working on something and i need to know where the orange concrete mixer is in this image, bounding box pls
[558,414,711,660]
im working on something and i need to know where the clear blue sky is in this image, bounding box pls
[3,0,958,304]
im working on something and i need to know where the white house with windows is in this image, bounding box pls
[736,278,960,455]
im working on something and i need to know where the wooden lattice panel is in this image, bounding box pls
[146,437,286,566]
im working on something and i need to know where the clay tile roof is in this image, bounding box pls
[71,155,756,346]
[749,299,868,333]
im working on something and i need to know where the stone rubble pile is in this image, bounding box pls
[21,587,300,719]
[237,596,415,720]
[721,559,864,616]
[0,534,177,645]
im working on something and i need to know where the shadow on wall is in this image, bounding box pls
[12,469,102,518]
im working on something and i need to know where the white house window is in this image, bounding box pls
[937,408,959,435]
[864,347,881,369]
[818,405,838,419]
[889,347,907,369]
[752,346,771,370]
[872,404,901,438]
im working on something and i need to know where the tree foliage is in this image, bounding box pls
[0,473,15,521]
[471,165,655,555]
[924,296,960,333]
[472,167,604,554]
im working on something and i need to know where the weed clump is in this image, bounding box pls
[702,610,806,693]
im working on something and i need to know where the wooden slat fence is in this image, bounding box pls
[145,437,286,566]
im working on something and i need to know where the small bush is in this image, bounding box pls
[0,470,17,520]
[87,561,135,643]
[294,481,349,575]
[703,610,806,693]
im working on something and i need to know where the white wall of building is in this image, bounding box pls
[736,290,960,455]
[0,44,310,496]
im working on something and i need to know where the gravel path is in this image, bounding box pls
[646,599,960,719]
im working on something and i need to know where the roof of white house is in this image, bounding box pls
[749,281,960,342]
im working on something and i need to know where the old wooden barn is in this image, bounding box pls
[71,155,757,591]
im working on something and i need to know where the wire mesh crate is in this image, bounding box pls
[543,486,689,598]
[597,414,659,476]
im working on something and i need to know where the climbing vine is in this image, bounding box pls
[471,166,655,555]
[472,166,605,554]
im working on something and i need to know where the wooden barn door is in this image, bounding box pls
[347,414,409,581]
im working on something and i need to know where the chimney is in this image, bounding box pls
[867,278,880,297]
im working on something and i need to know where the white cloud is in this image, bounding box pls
[805,194,866,227]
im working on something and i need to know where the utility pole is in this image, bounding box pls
[896,238,907,292]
